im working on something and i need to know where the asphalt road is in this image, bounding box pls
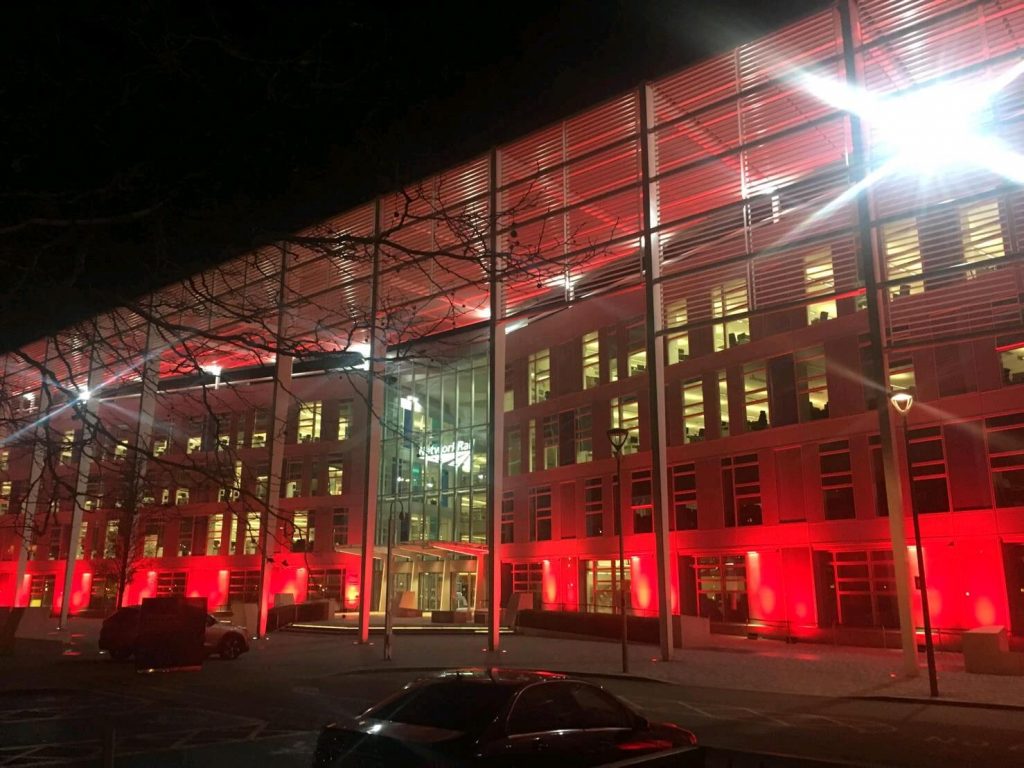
[2,633,1023,766]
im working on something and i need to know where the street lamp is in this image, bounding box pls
[889,390,939,697]
[607,427,630,674]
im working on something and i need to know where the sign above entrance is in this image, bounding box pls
[419,440,471,472]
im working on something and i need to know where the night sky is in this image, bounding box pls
[0,1,825,351]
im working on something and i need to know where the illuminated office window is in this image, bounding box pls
[206,513,223,555]
[682,378,705,443]
[627,325,646,376]
[882,218,922,298]
[796,346,829,422]
[718,370,730,438]
[665,300,689,364]
[582,332,600,389]
[610,396,640,454]
[712,278,749,351]
[543,415,559,470]
[528,350,551,404]
[575,407,593,463]
[327,457,344,495]
[961,200,1005,277]
[805,250,837,325]
[743,362,770,431]
[297,402,322,443]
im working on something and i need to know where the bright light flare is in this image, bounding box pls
[799,60,1024,183]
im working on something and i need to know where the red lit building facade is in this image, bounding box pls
[3,0,1024,648]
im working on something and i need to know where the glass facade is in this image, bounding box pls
[378,346,490,546]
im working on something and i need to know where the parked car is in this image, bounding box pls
[312,669,700,767]
[99,606,249,661]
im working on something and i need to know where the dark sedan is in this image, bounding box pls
[313,669,700,767]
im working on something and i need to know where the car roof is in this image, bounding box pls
[421,668,570,688]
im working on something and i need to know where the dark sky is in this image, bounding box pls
[0,0,825,350]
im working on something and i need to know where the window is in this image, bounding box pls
[508,682,633,735]
[820,441,855,520]
[504,388,515,412]
[327,456,344,495]
[582,332,600,389]
[574,407,592,463]
[828,550,898,628]
[60,430,75,465]
[175,488,190,506]
[206,513,223,555]
[156,571,187,597]
[722,454,761,526]
[682,378,705,443]
[511,562,543,604]
[251,409,269,448]
[529,486,552,541]
[610,395,640,454]
[1000,344,1024,386]
[584,478,603,537]
[74,521,89,559]
[528,419,536,473]
[0,481,10,516]
[113,438,129,462]
[743,361,770,431]
[142,521,164,557]
[986,412,1024,507]
[48,525,68,560]
[804,249,837,325]
[28,575,55,609]
[291,511,313,552]
[228,570,261,605]
[796,346,828,422]
[506,428,521,476]
[338,400,352,440]
[501,491,514,544]
[332,509,349,550]
[631,470,653,534]
[882,217,923,297]
[214,414,231,450]
[907,426,949,514]
[178,518,195,556]
[712,278,749,351]
[528,350,551,404]
[243,511,261,555]
[695,554,748,623]
[186,418,204,454]
[583,558,631,614]
[0,450,8,471]
[961,200,1005,276]
[285,460,303,498]
[297,402,322,443]
[152,435,168,457]
[671,464,698,530]
[889,356,915,398]
[718,370,730,438]
[627,325,646,376]
[308,568,344,602]
[606,334,619,383]
[868,435,889,517]
[255,464,269,501]
[542,415,559,470]
[665,300,688,363]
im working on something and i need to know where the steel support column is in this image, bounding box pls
[358,199,385,644]
[486,148,506,652]
[59,351,104,629]
[839,0,918,676]
[256,247,294,638]
[639,83,675,661]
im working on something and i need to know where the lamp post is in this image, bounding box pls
[607,427,630,674]
[890,390,939,697]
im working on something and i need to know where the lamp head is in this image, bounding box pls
[606,427,629,453]
[889,390,914,415]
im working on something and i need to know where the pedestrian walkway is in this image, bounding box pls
[286,619,1024,709]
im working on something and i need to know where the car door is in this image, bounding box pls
[492,681,636,768]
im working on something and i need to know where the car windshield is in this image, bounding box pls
[366,681,517,734]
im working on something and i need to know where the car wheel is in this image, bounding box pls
[109,648,132,662]
[219,635,244,660]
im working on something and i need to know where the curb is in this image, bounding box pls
[333,665,669,685]
[850,694,1024,712]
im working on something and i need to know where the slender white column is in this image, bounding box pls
[639,84,674,660]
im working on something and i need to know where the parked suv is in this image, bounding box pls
[99,606,250,661]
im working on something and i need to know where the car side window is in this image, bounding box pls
[569,684,635,729]
[508,682,583,735]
